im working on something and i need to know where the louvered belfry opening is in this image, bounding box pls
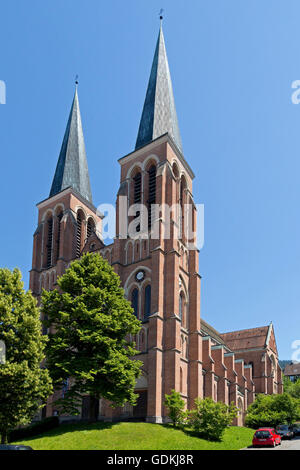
[56,211,63,262]
[148,165,156,229]
[87,218,95,239]
[76,212,82,258]
[46,218,53,269]
[180,176,187,242]
[144,285,151,318]
[133,172,142,233]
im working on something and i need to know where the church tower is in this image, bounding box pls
[29,20,283,424]
[110,21,203,422]
[30,22,203,423]
[30,84,103,300]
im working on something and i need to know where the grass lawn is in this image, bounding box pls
[12,422,254,450]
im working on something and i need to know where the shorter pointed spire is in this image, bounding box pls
[50,85,92,203]
[135,22,183,152]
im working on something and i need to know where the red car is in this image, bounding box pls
[252,428,281,447]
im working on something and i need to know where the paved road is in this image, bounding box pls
[243,435,300,450]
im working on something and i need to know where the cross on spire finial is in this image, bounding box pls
[159,8,164,22]
[75,74,79,87]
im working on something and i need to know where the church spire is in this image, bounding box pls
[49,84,93,203]
[135,21,183,152]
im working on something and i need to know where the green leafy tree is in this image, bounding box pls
[284,376,300,399]
[42,252,142,418]
[188,398,238,441]
[164,389,186,427]
[245,393,300,428]
[0,268,52,444]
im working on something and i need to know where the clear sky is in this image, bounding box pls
[0,0,299,359]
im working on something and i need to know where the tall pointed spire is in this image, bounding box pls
[135,21,183,152]
[49,84,93,203]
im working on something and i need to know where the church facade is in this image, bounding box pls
[29,24,283,425]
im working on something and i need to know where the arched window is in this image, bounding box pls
[131,288,139,318]
[172,162,179,179]
[148,165,156,229]
[179,292,184,321]
[181,335,184,356]
[203,372,206,397]
[144,285,151,319]
[76,211,84,258]
[270,355,276,378]
[126,242,133,264]
[180,367,183,393]
[182,337,188,359]
[133,172,142,203]
[55,211,63,263]
[46,216,53,269]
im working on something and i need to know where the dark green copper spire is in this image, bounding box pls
[135,22,183,152]
[50,85,92,203]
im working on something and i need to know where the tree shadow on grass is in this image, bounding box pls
[12,420,119,443]
[161,423,222,442]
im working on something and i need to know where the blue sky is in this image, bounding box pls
[0,0,299,359]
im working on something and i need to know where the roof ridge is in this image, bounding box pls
[221,325,269,336]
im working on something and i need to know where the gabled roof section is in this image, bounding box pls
[220,325,270,351]
[135,23,183,153]
[284,362,300,376]
[49,86,92,204]
[82,230,105,254]
[265,322,278,355]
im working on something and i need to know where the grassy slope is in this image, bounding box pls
[12,422,254,450]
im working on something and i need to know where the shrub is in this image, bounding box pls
[188,398,238,441]
[164,390,186,428]
[284,376,300,399]
[9,416,59,442]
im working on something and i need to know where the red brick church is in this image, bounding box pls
[29,22,283,425]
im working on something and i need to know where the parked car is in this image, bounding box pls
[0,445,33,450]
[276,424,294,440]
[252,428,281,447]
[291,424,300,436]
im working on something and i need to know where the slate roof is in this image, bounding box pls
[49,87,92,204]
[135,23,183,153]
[220,326,270,351]
[201,319,226,346]
[284,363,300,376]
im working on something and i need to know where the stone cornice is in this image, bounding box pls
[118,133,195,180]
